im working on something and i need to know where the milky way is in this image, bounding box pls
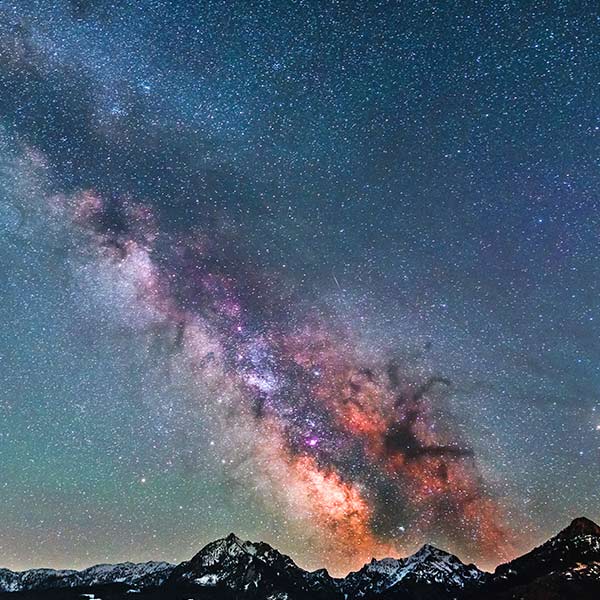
[40,183,510,570]
[1,0,599,577]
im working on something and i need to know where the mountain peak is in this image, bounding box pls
[413,543,449,558]
[224,532,243,545]
[342,544,483,597]
[558,516,600,539]
[492,515,600,589]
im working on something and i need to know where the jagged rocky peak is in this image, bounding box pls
[410,543,450,559]
[188,532,291,568]
[396,543,483,585]
[168,532,338,598]
[176,534,295,574]
[188,532,250,566]
[342,544,484,598]
[408,542,475,567]
[366,556,403,572]
[557,516,600,539]
[530,515,600,559]
[491,515,600,591]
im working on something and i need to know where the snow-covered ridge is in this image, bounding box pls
[0,561,174,592]
[0,538,487,598]
[169,532,333,595]
[1,517,598,598]
[342,543,484,597]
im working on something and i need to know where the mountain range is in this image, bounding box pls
[1,517,599,599]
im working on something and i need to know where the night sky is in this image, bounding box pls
[1,0,599,577]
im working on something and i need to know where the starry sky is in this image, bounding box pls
[0,0,599,578]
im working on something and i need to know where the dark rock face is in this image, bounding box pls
[166,533,336,599]
[557,516,600,539]
[479,516,600,600]
[0,562,174,593]
[1,517,599,600]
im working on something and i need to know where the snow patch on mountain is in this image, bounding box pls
[342,544,483,597]
[0,561,174,592]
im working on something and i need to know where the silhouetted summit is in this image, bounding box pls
[558,516,600,539]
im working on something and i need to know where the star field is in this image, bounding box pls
[0,0,599,577]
